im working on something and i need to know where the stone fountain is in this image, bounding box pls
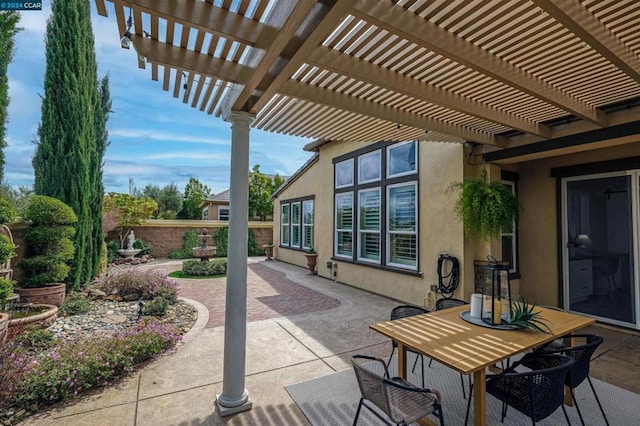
[118,230,141,259]
[192,228,216,261]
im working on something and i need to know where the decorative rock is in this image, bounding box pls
[106,294,123,302]
[87,288,107,300]
[122,293,139,302]
[29,405,37,413]
[101,314,127,324]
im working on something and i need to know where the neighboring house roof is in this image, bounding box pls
[270,153,319,201]
[211,189,230,202]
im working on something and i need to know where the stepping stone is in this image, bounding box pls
[101,314,127,324]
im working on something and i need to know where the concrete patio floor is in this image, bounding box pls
[22,258,640,425]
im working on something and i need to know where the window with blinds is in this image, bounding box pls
[358,188,380,262]
[302,199,314,250]
[281,203,290,246]
[291,202,301,248]
[335,192,354,257]
[280,197,314,250]
[333,141,418,272]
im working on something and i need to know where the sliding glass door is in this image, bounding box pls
[562,172,639,328]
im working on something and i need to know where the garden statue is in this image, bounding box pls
[126,230,136,250]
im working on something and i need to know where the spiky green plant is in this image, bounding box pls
[508,298,552,333]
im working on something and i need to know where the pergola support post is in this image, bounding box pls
[216,110,255,416]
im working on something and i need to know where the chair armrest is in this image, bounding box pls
[390,377,442,405]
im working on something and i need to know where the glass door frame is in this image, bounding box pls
[561,170,640,330]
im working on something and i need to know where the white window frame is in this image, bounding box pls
[335,158,354,189]
[291,202,301,248]
[387,141,417,178]
[218,206,229,221]
[357,188,381,264]
[335,192,354,259]
[386,181,418,270]
[202,207,209,220]
[281,203,290,246]
[501,179,518,275]
[302,199,314,250]
[358,149,381,184]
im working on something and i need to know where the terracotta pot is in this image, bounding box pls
[0,312,8,348]
[7,304,58,340]
[263,244,274,261]
[304,253,318,275]
[13,283,66,307]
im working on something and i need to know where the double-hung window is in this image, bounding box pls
[218,207,229,221]
[280,197,314,249]
[333,141,418,272]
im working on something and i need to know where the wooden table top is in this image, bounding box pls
[370,305,595,375]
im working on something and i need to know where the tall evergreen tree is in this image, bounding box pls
[0,11,20,182]
[33,0,103,289]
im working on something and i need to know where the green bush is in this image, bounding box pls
[59,292,91,316]
[106,240,120,263]
[182,258,227,276]
[133,238,153,256]
[213,227,228,257]
[143,296,169,317]
[23,195,77,225]
[157,285,178,304]
[0,277,14,310]
[21,226,76,246]
[168,229,199,259]
[0,233,16,265]
[13,326,56,350]
[17,256,70,286]
[0,197,18,224]
[1,321,180,409]
[248,229,261,256]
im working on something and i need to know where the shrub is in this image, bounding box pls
[168,229,199,259]
[213,227,228,257]
[96,269,179,301]
[13,326,56,351]
[16,257,71,286]
[133,238,153,256]
[143,296,169,317]
[157,285,178,305]
[1,321,180,409]
[98,241,108,274]
[0,277,14,310]
[0,233,16,265]
[106,240,120,263]
[0,197,18,224]
[182,258,227,276]
[23,195,77,225]
[59,292,91,316]
[248,229,261,256]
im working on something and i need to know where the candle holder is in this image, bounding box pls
[481,257,512,326]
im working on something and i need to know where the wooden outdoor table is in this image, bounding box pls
[370,305,595,426]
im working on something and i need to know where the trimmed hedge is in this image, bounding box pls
[182,258,227,276]
[0,197,18,224]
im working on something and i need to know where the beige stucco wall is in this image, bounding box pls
[517,140,640,306]
[273,140,469,306]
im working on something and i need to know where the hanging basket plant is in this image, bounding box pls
[451,169,519,241]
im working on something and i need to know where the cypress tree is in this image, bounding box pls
[33,0,103,289]
[0,11,20,182]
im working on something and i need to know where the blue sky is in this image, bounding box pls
[4,1,313,195]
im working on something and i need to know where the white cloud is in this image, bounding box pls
[109,129,231,145]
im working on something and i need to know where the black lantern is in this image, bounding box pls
[481,257,512,326]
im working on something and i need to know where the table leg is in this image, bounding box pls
[397,343,407,379]
[473,369,486,426]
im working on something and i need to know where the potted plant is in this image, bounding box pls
[263,242,274,260]
[15,195,78,307]
[0,276,14,347]
[508,298,552,333]
[451,168,519,241]
[304,247,318,275]
[0,196,18,280]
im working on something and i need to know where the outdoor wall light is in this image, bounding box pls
[326,261,333,269]
[121,11,133,49]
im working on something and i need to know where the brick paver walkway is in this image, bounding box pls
[158,261,341,329]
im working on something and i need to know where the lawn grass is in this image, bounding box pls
[168,270,226,279]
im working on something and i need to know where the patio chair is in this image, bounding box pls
[464,353,575,425]
[386,305,430,387]
[523,334,608,426]
[429,297,470,399]
[351,355,444,426]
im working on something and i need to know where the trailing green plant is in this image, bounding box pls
[0,277,13,310]
[18,195,77,288]
[133,238,152,256]
[451,168,519,241]
[182,258,227,276]
[106,240,120,263]
[508,297,552,333]
[0,232,15,265]
[143,296,169,317]
[0,196,18,224]
[96,269,179,301]
[59,292,91,316]
[0,320,180,409]
[168,229,199,259]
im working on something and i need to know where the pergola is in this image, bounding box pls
[95,0,640,422]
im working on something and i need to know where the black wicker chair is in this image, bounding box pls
[386,305,430,387]
[352,355,444,426]
[429,298,470,399]
[523,334,608,426]
[465,353,575,425]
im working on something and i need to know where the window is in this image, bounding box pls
[387,182,417,269]
[218,206,229,221]
[281,203,290,246]
[280,197,314,249]
[501,171,519,277]
[335,192,353,258]
[302,200,314,250]
[358,188,380,262]
[202,207,209,220]
[333,141,418,272]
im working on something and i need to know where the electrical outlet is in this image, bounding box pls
[430,284,438,291]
